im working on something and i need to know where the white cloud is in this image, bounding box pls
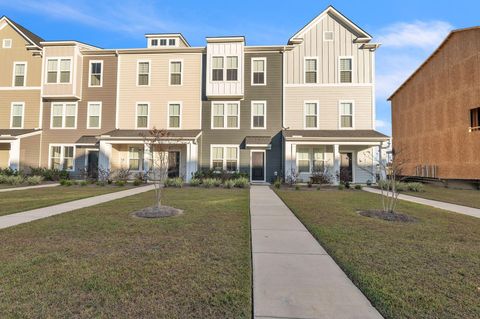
[375,119,390,129]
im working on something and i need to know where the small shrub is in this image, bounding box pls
[338,184,345,190]
[354,184,362,190]
[233,177,249,188]
[316,186,321,191]
[164,177,183,188]
[115,180,126,187]
[5,175,24,185]
[133,179,142,186]
[378,180,408,192]
[80,180,88,187]
[407,182,425,192]
[29,168,69,181]
[344,181,351,189]
[213,179,222,187]
[189,178,201,187]
[224,180,235,189]
[273,177,281,189]
[0,168,22,176]
[202,178,216,188]
[0,174,8,184]
[295,185,300,191]
[60,179,73,186]
[26,175,44,185]
[366,180,372,186]
[96,181,106,187]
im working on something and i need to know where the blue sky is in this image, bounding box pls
[1,0,479,135]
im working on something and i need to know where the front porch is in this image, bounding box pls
[0,129,42,171]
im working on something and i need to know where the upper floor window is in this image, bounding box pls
[339,57,353,83]
[305,58,317,84]
[136,103,149,128]
[87,102,102,129]
[212,102,239,129]
[50,145,75,171]
[323,31,334,41]
[211,145,238,172]
[169,60,182,85]
[89,61,103,87]
[47,58,71,84]
[252,58,266,85]
[3,39,12,48]
[169,39,176,46]
[226,56,238,81]
[470,107,480,131]
[340,101,354,128]
[168,103,181,128]
[10,102,24,128]
[304,101,318,129]
[251,101,266,129]
[13,62,26,87]
[160,39,167,46]
[137,61,150,86]
[51,102,77,129]
[151,39,158,47]
[212,57,224,81]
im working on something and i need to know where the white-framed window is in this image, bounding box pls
[128,146,144,171]
[46,58,72,84]
[50,102,77,129]
[339,57,353,83]
[89,60,103,87]
[211,102,240,129]
[13,62,27,87]
[87,102,102,129]
[251,101,266,129]
[49,145,75,171]
[304,58,318,84]
[169,60,182,85]
[3,39,12,48]
[297,147,325,173]
[150,39,158,47]
[136,103,149,129]
[212,56,224,81]
[10,102,24,129]
[304,101,319,129]
[251,57,266,85]
[137,61,150,86]
[226,56,238,81]
[339,101,354,129]
[211,145,239,172]
[160,39,167,46]
[169,39,176,46]
[323,31,334,41]
[168,102,182,128]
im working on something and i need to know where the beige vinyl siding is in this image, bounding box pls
[19,134,41,169]
[285,13,373,84]
[0,90,40,128]
[0,23,42,87]
[284,86,373,130]
[0,143,10,168]
[42,46,77,97]
[117,53,202,129]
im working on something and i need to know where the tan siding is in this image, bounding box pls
[42,46,76,97]
[19,134,41,169]
[0,143,10,168]
[0,90,41,128]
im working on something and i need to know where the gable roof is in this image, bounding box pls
[288,5,372,45]
[0,16,44,48]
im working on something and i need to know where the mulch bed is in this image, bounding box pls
[358,210,418,223]
[133,206,183,218]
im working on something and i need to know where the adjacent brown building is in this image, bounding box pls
[389,27,480,185]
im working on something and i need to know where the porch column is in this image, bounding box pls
[378,144,386,180]
[143,143,152,173]
[284,142,296,178]
[185,142,198,182]
[9,139,20,170]
[333,144,340,185]
[98,140,112,178]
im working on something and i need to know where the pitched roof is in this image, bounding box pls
[76,135,98,145]
[1,16,44,48]
[282,130,389,140]
[0,129,41,140]
[245,136,272,146]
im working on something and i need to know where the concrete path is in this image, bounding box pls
[250,185,382,319]
[0,185,155,230]
[0,183,60,193]
[363,187,480,219]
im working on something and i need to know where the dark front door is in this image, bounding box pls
[168,151,180,178]
[251,152,265,182]
[340,152,353,182]
[87,151,99,179]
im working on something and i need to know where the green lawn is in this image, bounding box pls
[0,188,251,318]
[0,185,134,217]
[275,188,480,319]
[402,184,480,208]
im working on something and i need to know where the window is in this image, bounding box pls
[3,39,12,48]
[304,102,318,129]
[136,103,149,128]
[340,101,354,128]
[252,58,266,85]
[305,58,317,84]
[46,58,71,83]
[129,146,144,171]
[470,107,480,131]
[297,149,310,173]
[297,147,325,173]
[340,57,352,83]
[137,61,150,86]
[169,39,176,46]
[212,102,239,129]
[226,56,238,81]
[87,102,102,129]
[151,39,158,47]
[51,102,77,129]
[49,145,75,171]
[313,149,325,172]
[13,62,26,87]
[10,102,24,128]
[160,39,167,46]
[251,101,266,129]
[170,61,182,85]
[324,31,334,41]
[211,146,238,172]
[168,103,181,128]
[89,61,103,87]
[212,57,224,81]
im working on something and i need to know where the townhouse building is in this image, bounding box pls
[0,6,388,184]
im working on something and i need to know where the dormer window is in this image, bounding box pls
[169,39,176,46]
[151,39,158,47]
[160,39,167,46]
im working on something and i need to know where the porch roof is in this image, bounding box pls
[0,129,41,141]
[245,136,272,148]
[76,135,98,145]
[99,129,202,141]
[282,129,389,142]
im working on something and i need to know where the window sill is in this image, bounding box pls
[469,127,480,132]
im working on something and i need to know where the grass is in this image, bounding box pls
[275,188,480,319]
[0,188,251,318]
[0,185,135,217]
[402,183,480,208]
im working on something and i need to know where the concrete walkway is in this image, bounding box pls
[363,187,480,219]
[0,185,155,230]
[250,186,382,319]
[0,183,60,193]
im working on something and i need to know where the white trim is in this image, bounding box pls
[338,100,355,130]
[168,59,183,86]
[136,59,151,87]
[50,102,78,129]
[135,102,150,129]
[48,144,76,172]
[295,146,326,174]
[303,100,319,129]
[115,52,121,129]
[167,101,183,129]
[251,57,267,86]
[210,55,241,83]
[45,57,73,84]
[12,61,27,87]
[127,145,145,172]
[10,102,25,129]
[251,100,267,129]
[2,38,12,48]
[210,101,241,129]
[371,50,376,129]
[88,60,103,87]
[0,86,41,90]
[338,56,354,84]
[304,56,319,84]
[86,101,102,129]
[209,144,240,172]
[284,83,372,88]
[0,17,42,50]
[323,31,334,42]
[250,150,266,182]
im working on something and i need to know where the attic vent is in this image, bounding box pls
[323,31,334,41]
[2,38,12,48]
